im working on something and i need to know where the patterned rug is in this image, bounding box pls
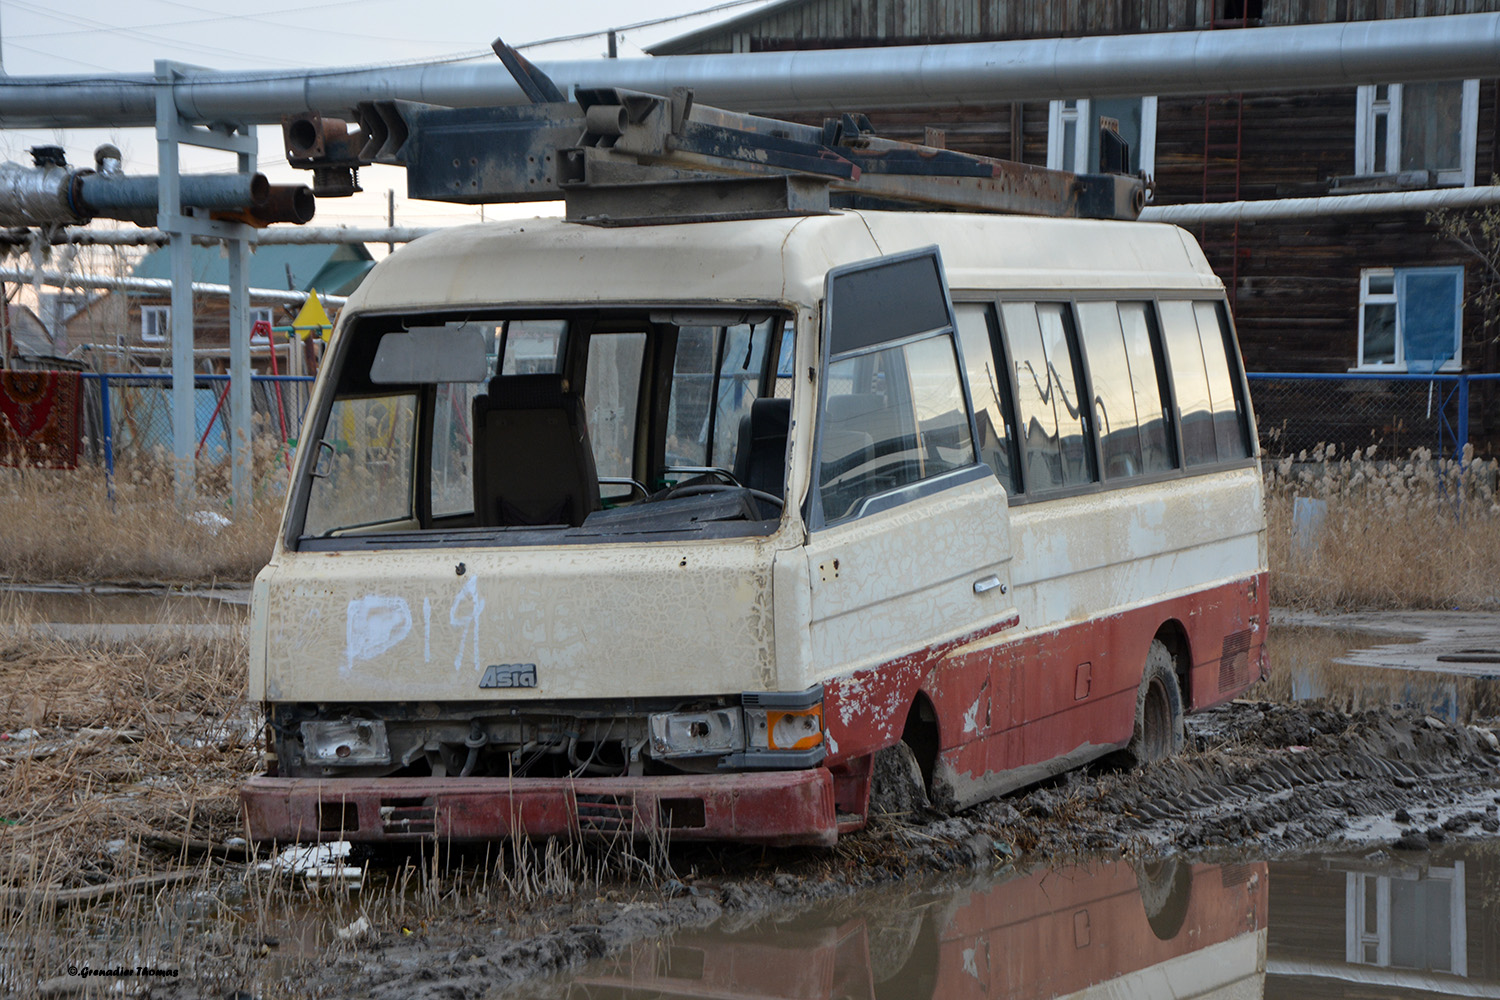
[0,370,83,469]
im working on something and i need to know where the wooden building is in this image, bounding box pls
[652,1,1500,455]
[1268,852,1500,992]
[65,242,373,374]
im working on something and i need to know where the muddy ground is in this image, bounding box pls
[204,699,1500,1000]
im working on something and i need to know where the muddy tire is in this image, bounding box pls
[1123,640,1185,767]
[870,740,931,819]
[1135,856,1192,941]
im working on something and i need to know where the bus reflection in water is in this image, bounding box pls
[568,858,1268,1000]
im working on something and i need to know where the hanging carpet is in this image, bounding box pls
[0,370,83,469]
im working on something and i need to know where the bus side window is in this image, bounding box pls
[954,302,1019,495]
[1119,302,1177,474]
[1194,301,1251,461]
[1077,301,1144,480]
[1159,300,1218,466]
[1000,302,1094,491]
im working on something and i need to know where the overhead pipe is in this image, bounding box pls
[0,224,440,246]
[1140,185,1500,224]
[11,181,1500,246]
[0,144,306,228]
[2,13,1500,127]
[0,266,349,306]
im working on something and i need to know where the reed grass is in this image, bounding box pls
[1266,444,1500,611]
[0,456,283,585]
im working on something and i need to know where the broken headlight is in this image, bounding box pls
[300,718,392,767]
[648,708,744,759]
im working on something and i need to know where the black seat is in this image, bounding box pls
[471,374,600,527]
[733,397,792,498]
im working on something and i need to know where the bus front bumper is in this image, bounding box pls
[240,768,839,847]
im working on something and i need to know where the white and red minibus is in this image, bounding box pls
[242,208,1268,845]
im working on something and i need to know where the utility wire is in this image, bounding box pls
[0,0,781,86]
[4,0,379,39]
[1,0,305,66]
[515,0,777,50]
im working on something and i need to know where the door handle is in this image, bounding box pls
[973,574,1006,595]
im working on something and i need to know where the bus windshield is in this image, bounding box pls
[296,309,796,547]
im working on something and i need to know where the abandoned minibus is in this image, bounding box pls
[240,202,1268,847]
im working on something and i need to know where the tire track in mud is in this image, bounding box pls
[985,702,1500,858]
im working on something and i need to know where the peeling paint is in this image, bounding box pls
[962,696,981,735]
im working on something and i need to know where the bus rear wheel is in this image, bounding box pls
[1124,640,1185,766]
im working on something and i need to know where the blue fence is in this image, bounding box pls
[79,372,316,482]
[59,370,1500,481]
[1245,372,1500,461]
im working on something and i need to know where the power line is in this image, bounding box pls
[2,0,780,85]
[1,0,306,66]
[515,0,776,50]
[6,0,426,41]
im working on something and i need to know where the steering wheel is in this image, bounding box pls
[660,482,785,510]
[661,466,743,488]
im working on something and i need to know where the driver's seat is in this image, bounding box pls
[471,374,601,527]
[733,398,791,499]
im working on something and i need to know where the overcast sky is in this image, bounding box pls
[0,0,781,229]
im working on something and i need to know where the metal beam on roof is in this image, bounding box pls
[2,13,1500,127]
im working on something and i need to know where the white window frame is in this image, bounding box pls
[1047,97,1157,183]
[1355,80,1478,187]
[250,306,274,346]
[1345,863,1466,976]
[1355,267,1464,373]
[141,305,170,344]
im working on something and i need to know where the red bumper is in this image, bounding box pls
[240,768,839,848]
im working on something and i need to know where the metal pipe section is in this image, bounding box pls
[11,180,1500,248]
[0,158,276,227]
[77,172,269,214]
[0,224,442,246]
[3,13,1500,127]
[0,160,81,226]
[0,266,348,306]
[1139,185,1500,224]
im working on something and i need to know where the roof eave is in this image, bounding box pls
[646,0,813,55]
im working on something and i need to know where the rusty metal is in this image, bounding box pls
[0,144,290,228]
[282,113,367,197]
[490,35,566,104]
[564,174,832,226]
[211,184,316,227]
[240,768,839,847]
[350,86,1143,222]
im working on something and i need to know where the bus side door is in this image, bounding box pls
[804,247,1016,777]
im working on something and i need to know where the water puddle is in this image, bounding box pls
[546,840,1500,999]
[1268,622,1500,724]
[0,584,246,641]
[1,584,246,624]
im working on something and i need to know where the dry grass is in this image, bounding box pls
[1266,444,1500,611]
[0,459,282,585]
[0,601,677,996]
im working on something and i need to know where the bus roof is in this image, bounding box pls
[346,210,1223,317]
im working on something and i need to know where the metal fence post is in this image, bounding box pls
[1457,374,1470,465]
[98,372,115,500]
